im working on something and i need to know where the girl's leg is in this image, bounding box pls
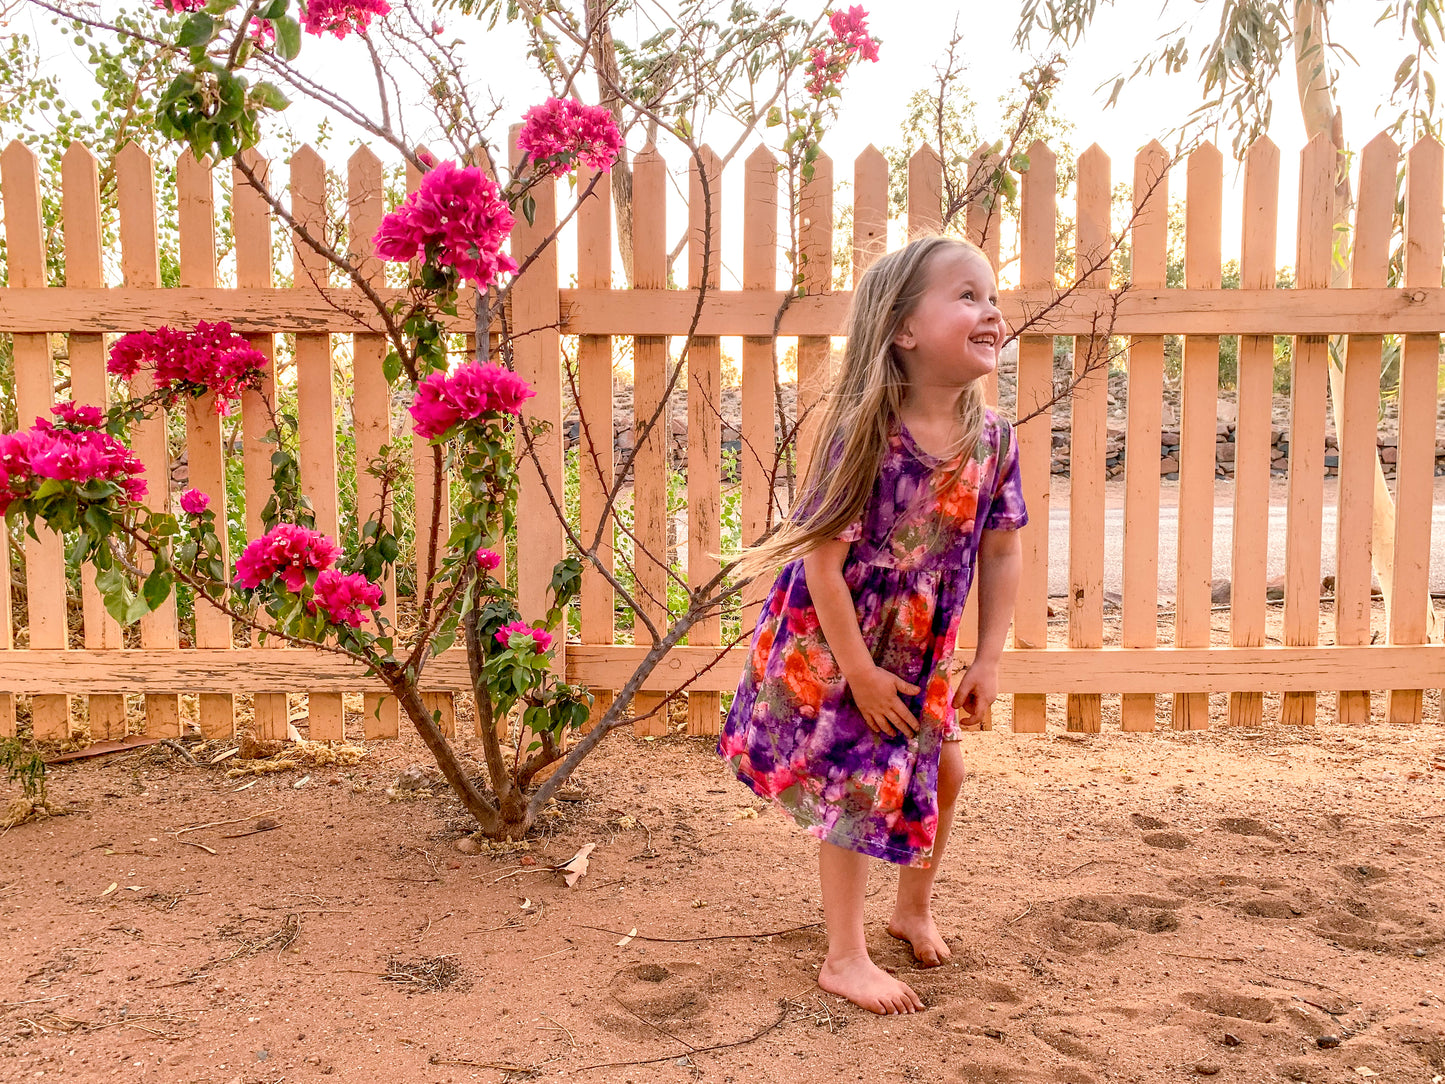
[816,840,925,1014]
[889,740,966,966]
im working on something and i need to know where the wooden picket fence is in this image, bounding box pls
[0,129,1442,746]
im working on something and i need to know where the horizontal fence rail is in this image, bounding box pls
[0,131,1442,744]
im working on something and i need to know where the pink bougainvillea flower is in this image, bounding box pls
[407,362,535,440]
[249,17,277,44]
[475,548,502,572]
[373,160,518,290]
[180,488,210,515]
[829,5,879,61]
[517,97,624,177]
[302,0,391,39]
[806,6,879,96]
[107,322,266,415]
[234,523,341,592]
[0,405,149,512]
[494,619,552,654]
[308,569,384,627]
[153,0,207,11]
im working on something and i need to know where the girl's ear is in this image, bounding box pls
[892,315,915,351]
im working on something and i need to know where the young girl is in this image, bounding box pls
[719,235,1026,1016]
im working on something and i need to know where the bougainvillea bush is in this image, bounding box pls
[13,0,883,837]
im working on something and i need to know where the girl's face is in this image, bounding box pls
[891,248,1003,391]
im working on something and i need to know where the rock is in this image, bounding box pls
[454,836,481,855]
[1265,576,1285,601]
[1195,1064,1221,1076]
[1210,579,1231,605]
[1223,1032,1242,1047]
[1159,455,1180,474]
[1315,1035,1340,1049]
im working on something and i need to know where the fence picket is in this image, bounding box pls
[1280,135,1336,726]
[1121,142,1169,732]
[1336,135,1397,725]
[1387,137,1444,724]
[233,150,288,740]
[578,164,616,731]
[740,146,779,628]
[907,145,942,240]
[116,141,181,737]
[1066,145,1110,734]
[177,151,235,739]
[62,141,127,739]
[630,144,669,736]
[1,142,69,739]
[347,146,400,740]
[290,146,346,740]
[966,144,1003,408]
[853,145,888,281]
[687,147,723,736]
[1011,140,1055,734]
[1174,143,1222,730]
[1228,137,1280,727]
[795,152,833,483]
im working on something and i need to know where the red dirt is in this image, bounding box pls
[3,711,1444,1084]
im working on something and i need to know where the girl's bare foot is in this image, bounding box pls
[818,952,925,1014]
[886,909,952,967]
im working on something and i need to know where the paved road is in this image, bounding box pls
[1045,501,1445,599]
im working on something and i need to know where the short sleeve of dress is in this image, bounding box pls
[983,418,1028,531]
[835,520,863,543]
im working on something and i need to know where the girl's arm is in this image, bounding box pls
[954,527,1022,726]
[803,540,921,737]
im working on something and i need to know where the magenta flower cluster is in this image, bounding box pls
[153,0,206,11]
[475,548,502,572]
[494,620,553,654]
[234,524,342,592]
[308,569,384,627]
[805,6,879,96]
[373,161,518,290]
[107,322,267,416]
[303,0,391,39]
[517,98,625,178]
[408,362,535,440]
[0,403,147,514]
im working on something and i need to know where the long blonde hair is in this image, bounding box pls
[734,235,991,580]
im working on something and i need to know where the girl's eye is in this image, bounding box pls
[960,291,974,300]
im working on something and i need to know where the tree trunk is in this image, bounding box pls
[1291,0,1441,642]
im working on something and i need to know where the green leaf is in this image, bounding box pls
[382,350,402,385]
[274,15,302,60]
[521,193,537,227]
[176,12,214,49]
[250,81,289,112]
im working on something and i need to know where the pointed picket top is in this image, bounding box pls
[1403,134,1444,282]
[909,142,940,171]
[746,142,779,171]
[347,142,383,178]
[347,145,385,288]
[289,142,325,177]
[1241,135,1281,190]
[855,143,885,173]
[177,149,218,288]
[61,142,103,287]
[115,138,154,179]
[1024,138,1055,172]
[690,144,722,288]
[1078,142,1111,174]
[634,141,661,167]
[1133,140,1170,212]
[62,139,99,176]
[1351,132,1400,287]
[0,139,44,285]
[407,144,433,192]
[1358,129,1398,167]
[1242,133,1278,162]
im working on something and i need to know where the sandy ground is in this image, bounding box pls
[3,699,1444,1084]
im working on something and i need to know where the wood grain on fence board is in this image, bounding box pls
[739,146,778,628]
[1336,134,1396,725]
[967,145,1003,409]
[290,147,346,740]
[1387,137,1444,724]
[10,284,1445,337]
[578,164,616,731]
[117,142,181,737]
[794,152,832,484]
[1121,141,1169,732]
[853,145,888,281]
[630,144,669,736]
[907,145,942,241]
[62,141,127,739]
[1066,145,1110,734]
[6,645,1438,694]
[1,141,69,738]
[1011,139,1055,734]
[233,151,289,740]
[178,151,236,740]
[687,147,723,736]
[1174,143,1222,731]
[1281,135,1335,726]
[348,146,400,739]
[1228,137,1280,728]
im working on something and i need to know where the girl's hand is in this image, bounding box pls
[953,660,999,728]
[847,665,921,738]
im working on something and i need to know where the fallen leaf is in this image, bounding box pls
[520,898,533,911]
[99,883,117,897]
[209,748,240,765]
[1356,1069,1378,1079]
[292,774,312,789]
[125,886,146,892]
[556,842,596,888]
[616,927,637,947]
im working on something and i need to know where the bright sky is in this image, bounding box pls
[12,0,1433,281]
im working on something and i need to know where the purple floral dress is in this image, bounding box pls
[718,410,1027,867]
